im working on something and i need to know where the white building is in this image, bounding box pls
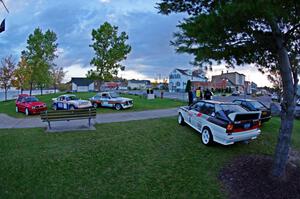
[127,80,151,90]
[169,68,207,92]
[71,78,95,92]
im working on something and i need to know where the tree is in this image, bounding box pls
[12,55,30,94]
[23,28,58,95]
[0,55,16,101]
[158,0,300,178]
[185,80,192,92]
[88,22,131,90]
[50,66,66,93]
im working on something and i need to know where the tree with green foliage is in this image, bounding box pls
[50,66,66,93]
[23,28,58,95]
[157,0,300,178]
[0,55,16,101]
[12,55,30,94]
[185,80,192,92]
[88,22,131,90]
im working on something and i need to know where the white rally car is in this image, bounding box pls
[52,94,92,110]
[89,92,133,110]
[178,100,261,146]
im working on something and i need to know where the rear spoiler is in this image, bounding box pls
[228,111,261,123]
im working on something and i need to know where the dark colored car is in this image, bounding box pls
[233,99,271,123]
[15,94,47,115]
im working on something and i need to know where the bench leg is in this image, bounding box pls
[48,121,51,129]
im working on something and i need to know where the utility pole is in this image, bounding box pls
[0,0,9,13]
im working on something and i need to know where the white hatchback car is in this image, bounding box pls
[178,100,261,146]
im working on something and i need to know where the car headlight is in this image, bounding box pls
[32,106,36,109]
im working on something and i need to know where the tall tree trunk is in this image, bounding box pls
[272,23,296,178]
[40,86,43,95]
[21,88,23,94]
[4,86,7,101]
[30,82,33,96]
[54,85,56,93]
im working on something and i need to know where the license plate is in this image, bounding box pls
[244,123,251,129]
[262,112,267,116]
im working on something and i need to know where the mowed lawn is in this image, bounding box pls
[0,92,185,118]
[0,117,299,198]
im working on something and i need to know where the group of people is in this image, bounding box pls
[188,87,213,105]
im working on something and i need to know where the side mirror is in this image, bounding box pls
[211,112,215,117]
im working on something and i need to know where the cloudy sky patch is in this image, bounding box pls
[0,0,271,86]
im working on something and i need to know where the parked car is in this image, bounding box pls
[89,92,133,110]
[232,91,240,96]
[271,93,279,101]
[15,94,47,115]
[233,99,271,123]
[178,100,261,146]
[52,94,92,110]
[296,98,300,106]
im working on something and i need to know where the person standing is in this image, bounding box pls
[196,87,202,101]
[204,88,212,100]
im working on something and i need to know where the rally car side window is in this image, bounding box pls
[202,103,215,115]
[190,102,204,112]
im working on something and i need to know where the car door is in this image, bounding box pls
[56,96,66,110]
[189,102,205,130]
[100,93,110,107]
[19,97,26,112]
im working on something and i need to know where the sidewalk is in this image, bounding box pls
[0,108,178,129]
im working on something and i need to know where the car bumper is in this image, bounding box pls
[121,103,133,109]
[217,129,261,145]
[261,116,272,123]
[30,107,48,114]
[77,105,93,109]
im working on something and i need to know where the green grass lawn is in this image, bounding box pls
[0,117,299,198]
[0,92,185,118]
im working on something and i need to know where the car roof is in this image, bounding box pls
[233,99,257,102]
[59,94,76,97]
[18,94,29,97]
[197,100,235,105]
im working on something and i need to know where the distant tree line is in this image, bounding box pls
[0,28,66,101]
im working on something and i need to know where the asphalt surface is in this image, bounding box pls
[0,108,178,130]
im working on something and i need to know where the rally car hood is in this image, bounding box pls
[26,101,45,106]
[228,111,261,122]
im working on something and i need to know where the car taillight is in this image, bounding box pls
[226,124,234,134]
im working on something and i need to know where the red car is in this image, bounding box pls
[15,94,47,115]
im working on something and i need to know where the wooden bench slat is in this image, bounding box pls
[40,108,97,129]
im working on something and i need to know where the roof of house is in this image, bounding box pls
[176,68,207,79]
[212,71,245,77]
[71,78,94,86]
[128,79,151,84]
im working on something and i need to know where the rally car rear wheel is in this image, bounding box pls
[52,104,57,110]
[201,127,213,146]
[93,103,98,108]
[178,113,185,125]
[69,106,75,110]
[115,104,122,110]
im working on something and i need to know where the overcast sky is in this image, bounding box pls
[0,0,271,86]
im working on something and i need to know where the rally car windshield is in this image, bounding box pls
[67,96,79,100]
[110,93,119,98]
[250,101,266,109]
[25,97,39,102]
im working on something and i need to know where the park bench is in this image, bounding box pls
[40,108,97,129]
